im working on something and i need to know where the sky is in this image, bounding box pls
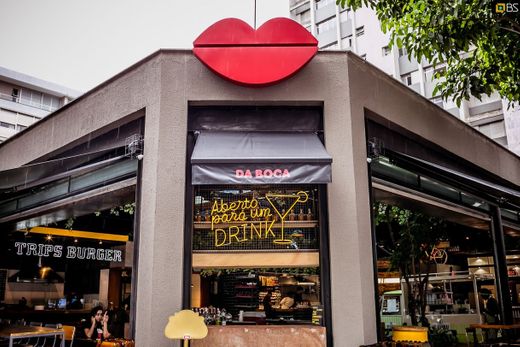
[0,0,289,92]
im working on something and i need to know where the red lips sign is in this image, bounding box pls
[193,17,318,87]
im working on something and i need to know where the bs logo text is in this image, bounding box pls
[495,2,519,13]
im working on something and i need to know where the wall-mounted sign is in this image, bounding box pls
[193,163,330,185]
[14,242,123,262]
[210,191,308,247]
[193,18,318,87]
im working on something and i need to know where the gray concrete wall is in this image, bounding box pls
[346,54,520,184]
[164,50,377,346]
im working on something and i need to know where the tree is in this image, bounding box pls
[375,202,447,326]
[337,0,520,106]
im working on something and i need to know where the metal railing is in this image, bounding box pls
[0,92,59,112]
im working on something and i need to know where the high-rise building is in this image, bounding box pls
[0,66,81,143]
[290,0,520,154]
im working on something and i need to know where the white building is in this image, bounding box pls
[290,0,520,154]
[0,66,81,142]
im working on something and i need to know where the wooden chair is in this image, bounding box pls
[61,325,76,347]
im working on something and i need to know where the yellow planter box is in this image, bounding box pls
[392,326,429,343]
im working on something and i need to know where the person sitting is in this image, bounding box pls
[82,306,111,342]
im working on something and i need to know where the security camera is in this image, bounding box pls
[136,154,144,161]
[366,157,372,163]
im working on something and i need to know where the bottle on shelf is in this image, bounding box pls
[204,210,211,222]
[289,209,296,221]
[306,208,313,221]
[298,208,305,221]
[195,210,202,222]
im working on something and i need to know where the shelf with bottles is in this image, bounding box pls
[193,220,318,230]
[426,291,454,305]
[221,272,260,315]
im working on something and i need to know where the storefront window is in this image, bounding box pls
[191,185,324,325]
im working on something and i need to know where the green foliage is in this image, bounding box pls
[109,202,136,216]
[337,0,520,106]
[374,202,447,326]
[64,217,75,230]
[429,325,458,346]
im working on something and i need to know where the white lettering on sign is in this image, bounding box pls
[14,242,123,262]
[235,168,290,179]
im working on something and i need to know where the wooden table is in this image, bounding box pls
[469,323,520,347]
[0,325,65,347]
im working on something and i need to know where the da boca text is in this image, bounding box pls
[235,168,290,179]
[14,242,123,262]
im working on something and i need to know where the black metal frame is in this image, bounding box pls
[365,113,517,332]
[182,131,196,308]
[365,118,383,342]
[182,105,334,344]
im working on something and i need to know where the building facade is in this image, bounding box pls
[289,0,520,154]
[0,50,519,346]
[0,66,81,142]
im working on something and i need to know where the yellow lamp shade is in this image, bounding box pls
[164,309,208,340]
[392,326,428,343]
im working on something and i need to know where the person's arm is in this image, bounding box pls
[102,311,111,339]
[84,317,96,339]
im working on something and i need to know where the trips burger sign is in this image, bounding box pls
[193,18,318,86]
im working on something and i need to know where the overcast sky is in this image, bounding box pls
[0,0,289,92]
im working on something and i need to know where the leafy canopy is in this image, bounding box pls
[337,0,520,106]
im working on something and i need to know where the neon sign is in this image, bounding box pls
[209,191,308,247]
[14,242,123,262]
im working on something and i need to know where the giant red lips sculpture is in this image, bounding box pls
[193,17,318,87]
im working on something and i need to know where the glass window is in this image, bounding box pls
[430,96,444,108]
[317,17,336,34]
[322,42,339,50]
[0,121,15,129]
[298,9,311,26]
[339,10,349,22]
[341,35,352,49]
[401,74,412,86]
[42,94,61,111]
[191,185,323,325]
[355,26,364,37]
[476,120,506,140]
[316,0,334,9]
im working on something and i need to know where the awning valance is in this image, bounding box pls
[0,147,126,193]
[191,132,332,185]
[389,151,520,209]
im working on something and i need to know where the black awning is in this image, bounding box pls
[389,151,520,209]
[0,146,126,193]
[191,132,332,184]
